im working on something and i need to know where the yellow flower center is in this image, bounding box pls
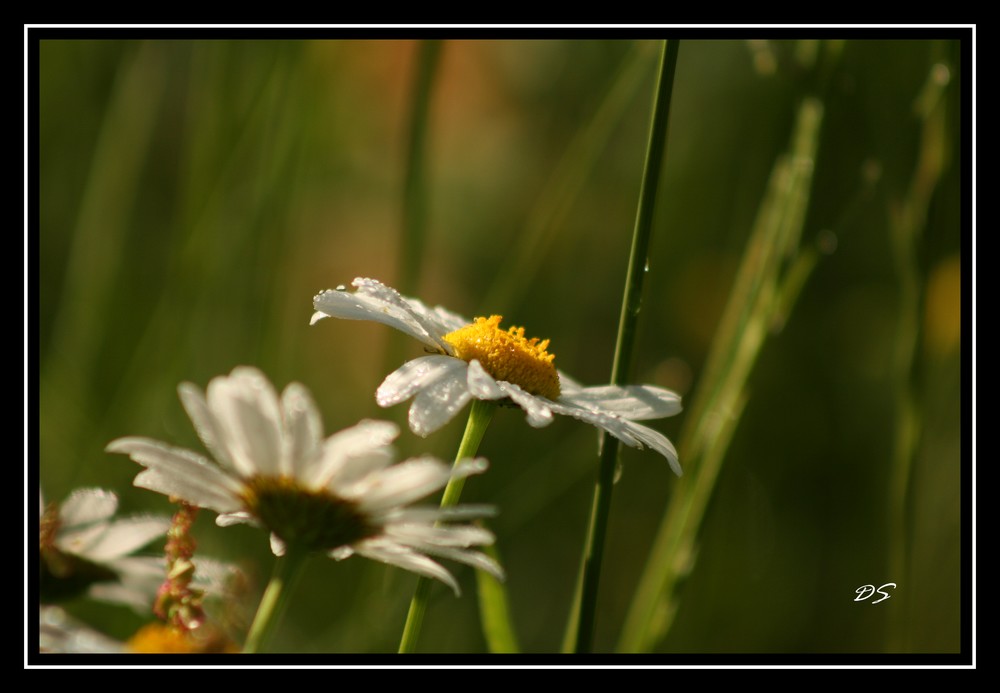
[127,623,238,654]
[443,315,561,400]
[240,476,376,553]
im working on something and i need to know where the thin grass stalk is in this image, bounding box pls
[886,58,950,652]
[572,39,680,654]
[398,399,495,653]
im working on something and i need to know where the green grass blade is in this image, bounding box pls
[618,96,825,653]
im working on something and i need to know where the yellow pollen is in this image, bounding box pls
[127,623,238,654]
[443,315,561,400]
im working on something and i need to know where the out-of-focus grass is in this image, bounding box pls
[620,93,825,652]
[36,38,964,654]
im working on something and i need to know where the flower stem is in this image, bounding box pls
[242,545,309,654]
[573,39,680,654]
[398,399,495,653]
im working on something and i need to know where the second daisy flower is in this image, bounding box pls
[312,278,682,475]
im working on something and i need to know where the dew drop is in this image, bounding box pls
[817,229,838,255]
[613,458,624,484]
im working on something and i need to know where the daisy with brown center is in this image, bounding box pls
[311,277,682,474]
[106,366,502,652]
[39,487,171,611]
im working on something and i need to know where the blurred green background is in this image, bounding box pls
[36,37,963,655]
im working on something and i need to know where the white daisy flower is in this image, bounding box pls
[39,487,172,611]
[311,278,683,475]
[106,366,503,595]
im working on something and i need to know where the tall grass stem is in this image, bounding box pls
[573,39,680,654]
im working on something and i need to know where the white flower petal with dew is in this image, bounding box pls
[313,277,683,474]
[107,366,502,594]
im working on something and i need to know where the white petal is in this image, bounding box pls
[330,545,354,561]
[560,385,682,420]
[87,556,165,613]
[547,401,681,475]
[107,437,243,512]
[376,354,462,408]
[57,521,118,557]
[305,419,400,488]
[347,456,453,513]
[270,533,286,557]
[557,370,584,394]
[498,381,554,428]
[312,279,451,354]
[178,382,238,473]
[72,516,171,562]
[385,523,495,548]
[351,539,461,595]
[378,504,497,524]
[352,278,456,354]
[322,449,396,495]
[281,382,324,478]
[132,469,242,514]
[466,359,505,400]
[452,457,490,479]
[216,511,256,527]
[409,545,505,582]
[405,296,469,334]
[408,366,473,436]
[619,421,681,475]
[352,458,486,514]
[206,367,284,478]
[59,488,118,528]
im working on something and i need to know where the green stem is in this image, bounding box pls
[242,546,309,654]
[398,399,495,653]
[573,39,680,654]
